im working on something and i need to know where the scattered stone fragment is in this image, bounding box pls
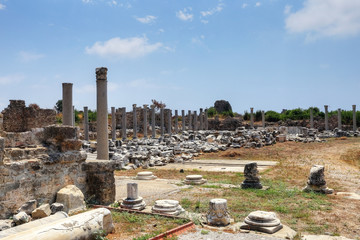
[31,204,51,219]
[240,211,283,234]
[120,183,146,210]
[184,175,207,185]
[136,171,157,180]
[303,165,333,194]
[16,200,37,215]
[151,199,185,216]
[50,203,64,214]
[241,162,262,189]
[56,185,86,214]
[13,212,31,226]
[206,198,231,226]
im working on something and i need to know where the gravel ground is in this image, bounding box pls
[178,228,284,240]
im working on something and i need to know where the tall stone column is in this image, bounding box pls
[175,110,178,133]
[310,108,314,129]
[121,107,126,141]
[205,108,208,130]
[111,107,116,141]
[188,110,192,131]
[250,107,254,128]
[353,105,357,131]
[62,83,73,126]
[133,104,137,139]
[194,111,198,132]
[151,105,156,138]
[199,108,203,130]
[84,106,89,141]
[338,108,342,130]
[261,110,265,128]
[324,105,329,131]
[160,107,164,137]
[167,109,172,135]
[143,104,148,138]
[182,110,185,132]
[96,67,109,160]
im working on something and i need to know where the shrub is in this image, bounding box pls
[243,111,250,121]
[265,111,281,122]
[221,110,234,118]
[207,107,217,118]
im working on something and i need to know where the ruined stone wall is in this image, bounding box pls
[0,125,115,218]
[1,100,56,132]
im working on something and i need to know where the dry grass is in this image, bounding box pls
[114,138,360,239]
[107,211,188,240]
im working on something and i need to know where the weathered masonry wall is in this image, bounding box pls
[1,100,56,132]
[0,125,115,219]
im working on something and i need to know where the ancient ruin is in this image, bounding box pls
[206,198,231,226]
[240,211,283,234]
[303,165,333,194]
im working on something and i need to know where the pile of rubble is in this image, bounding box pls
[83,127,279,169]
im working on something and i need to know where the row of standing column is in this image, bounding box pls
[111,107,209,140]
[248,106,357,131]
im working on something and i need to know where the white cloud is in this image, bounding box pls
[85,36,163,58]
[82,0,92,3]
[0,3,6,10]
[107,0,117,7]
[158,28,164,33]
[285,0,360,40]
[200,1,224,17]
[19,51,45,62]
[284,5,292,15]
[242,3,248,9]
[0,74,25,85]
[192,35,205,44]
[176,7,193,21]
[135,15,157,24]
[255,2,261,7]
[201,20,209,24]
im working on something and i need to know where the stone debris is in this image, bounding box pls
[303,165,333,194]
[50,203,64,214]
[151,199,185,216]
[56,185,87,214]
[206,198,231,226]
[184,175,207,185]
[0,208,113,240]
[31,204,51,219]
[83,127,280,169]
[0,212,68,238]
[16,200,37,215]
[241,162,262,189]
[12,212,31,226]
[240,211,283,234]
[136,171,157,180]
[120,183,146,211]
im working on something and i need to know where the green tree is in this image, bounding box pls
[55,100,62,113]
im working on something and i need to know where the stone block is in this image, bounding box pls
[56,185,86,214]
[13,212,31,226]
[31,204,51,219]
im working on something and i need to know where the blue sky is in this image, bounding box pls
[0,0,359,114]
